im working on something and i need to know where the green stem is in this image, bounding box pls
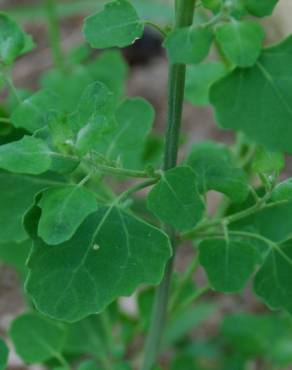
[117,179,157,203]
[2,70,21,104]
[140,1,195,369]
[0,117,11,124]
[44,0,64,70]
[172,284,210,317]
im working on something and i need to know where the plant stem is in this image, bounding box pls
[44,0,64,70]
[2,70,21,104]
[140,1,195,369]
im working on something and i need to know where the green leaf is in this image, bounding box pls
[87,50,128,103]
[25,205,171,321]
[0,338,9,370]
[147,166,205,231]
[185,61,228,106]
[38,185,98,245]
[40,67,92,113]
[164,26,213,65]
[0,13,25,65]
[244,0,279,17]
[71,81,115,133]
[83,0,144,49]
[215,20,264,67]
[11,89,60,133]
[254,242,292,313]
[95,98,154,169]
[0,240,30,274]
[0,136,51,174]
[0,172,59,243]
[186,141,249,203]
[201,0,221,12]
[252,146,285,174]
[77,360,99,370]
[271,179,292,202]
[210,36,292,153]
[9,313,66,364]
[199,238,258,292]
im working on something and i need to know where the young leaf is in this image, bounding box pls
[199,238,258,292]
[254,242,292,314]
[186,141,249,203]
[147,166,205,231]
[0,172,58,243]
[9,313,66,364]
[185,61,228,106]
[25,206,171,322]
[0,338,9,370]
[252,146,285,174]
[164,27,213,65]
[210,36,292,153]
[83,0,144,49]
[0,13,25,65]
[11,89,60,133]
[38,185,98,245]
[215,20,264,67]
[95,97,154,169]
[244,0,279,17]
[271,179,292,202]
[0,136,51,175]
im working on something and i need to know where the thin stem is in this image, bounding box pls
[2,70,21,104]
[172,284,210,317]
[117,179,157,203]
[44,0,64,70]
[0,117,11,124]
[54,353,71,369]
[140,1,196,369]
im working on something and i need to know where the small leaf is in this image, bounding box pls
[210,36,292,153]
[0,136,51,175]
[252,146,285,174]
[147,166,205,231]
[0,338,9,370]
[9,313,66,364]
[271,179,292,202]
[215,20,264,67]
[185,61,228,106]
[202,0,221,12]
[95,98,154,169]
[26,206,171,322]
[11,89,60,133]
[244,0,279,17]
[186,141,249,203]
[0,13,25,65]
[38,185,98,245]
[83,0,144,49]
[164,26,213,65]
[254,242,292,313]
[199,238,258,292]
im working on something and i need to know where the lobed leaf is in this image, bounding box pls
[164,26,213,65]
[25,205,171,322]
[147,166,205,231]
[0,136,52,175]
[199,238,258,292]
[215,20,264,67]
[83,0,144,49]
[38,185,98,245]
[210,36,292,153]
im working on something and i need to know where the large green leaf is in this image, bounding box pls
[210,36,292,153]
[215,20,264,67]
[0,172,59,243]
[164,27,213,65]
[186,141,249,203]
[0,13,24,65]
[38,185,98,245]
[185,61,228,106]
[25,205,171,321]
[244,0,279,17]
[9,313,66,364]
[0,338,8,370]
[254,242,292,313]
[83,0,144,49]
[199,238,258,292]
[0,136,52,175]
[147,166,205,231]
[95,98,154,169]
[11,90,60,133]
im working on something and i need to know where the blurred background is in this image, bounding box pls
[1,0,292,369]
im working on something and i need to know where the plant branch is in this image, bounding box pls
[140,1,196,369]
